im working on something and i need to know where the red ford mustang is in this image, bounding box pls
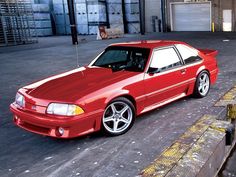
[10,40,218,138]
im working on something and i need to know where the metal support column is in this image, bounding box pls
[49,0,56,35]
[232,0,235,31]
[139,0,145,35]
[104,0,110,28]
[67,0,78,45]
[161,0,167,32]
[121,0,128,33]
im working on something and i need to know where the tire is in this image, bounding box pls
[102,97,135,136]
[193,70,210,98]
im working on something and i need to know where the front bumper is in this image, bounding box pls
[10,103,103,138]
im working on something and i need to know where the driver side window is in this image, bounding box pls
[150,47,182,73]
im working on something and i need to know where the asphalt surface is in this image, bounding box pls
[0,32,236,177]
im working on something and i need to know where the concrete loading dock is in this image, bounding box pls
[0,32,236,177]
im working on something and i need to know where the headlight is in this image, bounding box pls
[15,92,25,107]
[46,103,84,116]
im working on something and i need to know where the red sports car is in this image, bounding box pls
[10,40,218,138]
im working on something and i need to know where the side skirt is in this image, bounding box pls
[140,93,187,114]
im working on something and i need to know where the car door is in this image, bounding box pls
[143,46,189,110]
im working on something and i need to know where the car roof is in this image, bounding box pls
[109,40,186,49]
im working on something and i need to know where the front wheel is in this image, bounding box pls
[102,97,135,136]
[193,71,210,98]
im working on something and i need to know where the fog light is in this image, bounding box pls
[58,127,64,135]
[14,115,20,123]
[13,116,17,122]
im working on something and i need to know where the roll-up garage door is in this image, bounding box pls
[170,2,211,31]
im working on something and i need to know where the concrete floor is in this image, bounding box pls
[0,32,235,177]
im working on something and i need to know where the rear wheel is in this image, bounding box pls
[102,97,135,136]
[193,71,210,98]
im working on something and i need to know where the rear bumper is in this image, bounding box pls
[10,103,103,138]
[210,68,218,85]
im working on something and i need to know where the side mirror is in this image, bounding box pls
[148,67,160,74]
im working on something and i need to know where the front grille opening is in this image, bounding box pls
[20,121,50,134]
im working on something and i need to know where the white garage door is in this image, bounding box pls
[171,2,211,31]
[145,0,161,33]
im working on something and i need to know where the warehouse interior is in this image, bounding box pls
[1,0,236,46]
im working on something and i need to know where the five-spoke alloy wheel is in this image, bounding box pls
[102,97,135,136]
[194,70,210,98]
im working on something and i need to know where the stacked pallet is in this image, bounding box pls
[52,0,70,35]
[53,0,108,35]
[0,0,37,46]
[107,0,124,33]
[125,0,140,33]
[75,0,88,34]
[32,1,53,36]
[86,0,107,34]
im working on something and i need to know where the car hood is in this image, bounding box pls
[24,66,138,103]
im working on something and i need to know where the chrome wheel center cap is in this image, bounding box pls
[114,114,120,119]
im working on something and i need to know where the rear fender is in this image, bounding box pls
[196,65,207,77]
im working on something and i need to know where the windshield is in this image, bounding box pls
[92,46,150,72]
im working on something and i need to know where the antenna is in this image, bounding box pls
[74,40,84,76]
[75,41,80,67]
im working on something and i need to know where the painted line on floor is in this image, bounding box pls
[215,85,236,107]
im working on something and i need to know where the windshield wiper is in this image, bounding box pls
[94,64,127,72]
[111,65,126,72]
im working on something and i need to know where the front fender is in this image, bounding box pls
[104,90,130,105]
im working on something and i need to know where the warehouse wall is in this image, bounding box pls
[15,0,236,37]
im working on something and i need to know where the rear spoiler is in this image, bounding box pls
[197,48,218,57]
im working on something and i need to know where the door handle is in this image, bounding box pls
[180,69,186,74]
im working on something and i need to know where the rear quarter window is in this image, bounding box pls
[176,44,202,64]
